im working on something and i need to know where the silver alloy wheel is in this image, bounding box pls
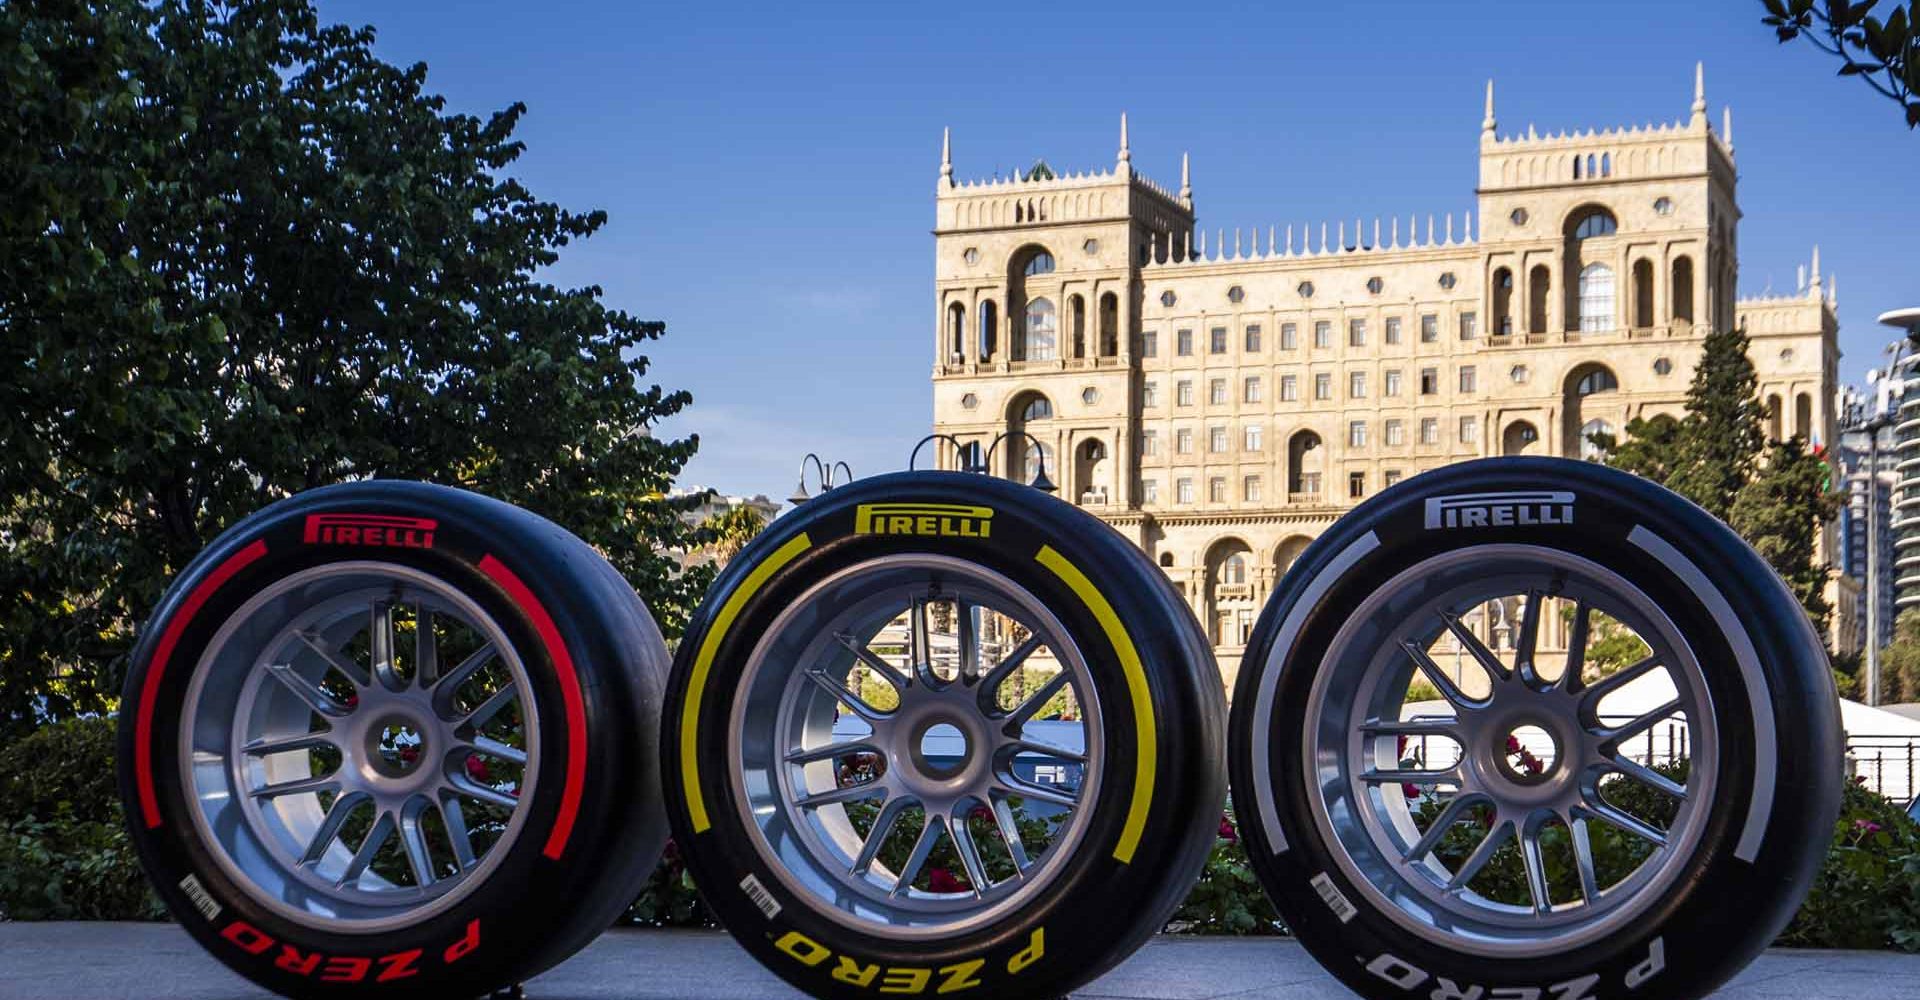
[729,555,1103,938]
[1303,544,1718,957]
[180,563,539,932]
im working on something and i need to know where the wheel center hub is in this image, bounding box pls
[908,716,971,780]
[1495,722,1559,785]
[368,713,430,779]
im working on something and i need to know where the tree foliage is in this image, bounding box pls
[0,0,706,741]
[1730,438,1843,630]
[1762,0,1920,128]
[1667,326,1768,520]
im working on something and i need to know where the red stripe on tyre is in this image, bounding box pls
[136,538,271,829]
[478,554,588,860]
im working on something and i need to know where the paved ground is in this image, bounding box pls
[1,924,1916,999]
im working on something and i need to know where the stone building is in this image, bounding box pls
[927,67,1842,686]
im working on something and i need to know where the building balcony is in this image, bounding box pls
[1287,490,1323,506]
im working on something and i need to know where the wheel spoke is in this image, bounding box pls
[251,773,340,801]
[1562,600,1591,693]
[991,796,1032,873]
[1445,817,1514,892]
[795,780,888,810]
[1568,815,1603,904]
[976,634,1044,707]
[242,731,336,757]
[993,774,1078,809]
[370,600,404,693]
[1598,698,1683,747]
[266,661,353,718]
[299,791,368,866]
[471,735,527,766]
[1399,640,1486,711]
[1578,653,1663,719]
[949,805,990,897]
[1361,716,1460,740]
[956,599,979,682]
[447,771,520,810]
[415,606,439,688]
[1004,735,1087,764]
[1513,591,1546,688]
[803,666,890,723]
[1440,610,1510,683]
[1578,800,1668,847]
[399,799,439,887]
[1518,817,1554,915]
[464,683,519,730]
[1400,793,1480,864]
[1359,766,1462,786]
[889,813,945,896]
[438,794,479,870]
[1606,754,1688,800]
[785,740,879,766]
[295,630,371,689]
[431,642,497,717]
[850,795,912,877]
[834,632,908,694]
[1003,668,1071,728]
[336,810,395,888]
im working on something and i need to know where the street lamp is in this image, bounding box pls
[789,453,828,506]
[984,431,1058,494]
[1846,340,1908,706]
[909,433,987,474]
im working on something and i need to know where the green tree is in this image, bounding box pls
[1667,325,1768,520]
[1878,610,1920,703]
[1729,438,1843,635]
[698,504,768,570]
[0,0,705,741]
[1591,413,1683,486]
[1761,0,1920,129]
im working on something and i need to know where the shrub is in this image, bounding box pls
[0,716,163,922]
[1164,813,1285,935]
[0,717,123,824]
[1777,777,1920,952]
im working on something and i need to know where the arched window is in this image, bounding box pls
[1528,264,1551,334]
[1222,552,1248,586]
[1577,263,1615,333]
[1098,292,1119,357]
[1767,394,1783,440]
[1020,396,1052,422]
[1580,418,1614,460]
[1569,208,1618,241]
[947,302,966,359]
[1023,251,1055,277]
[1671,256,1694,323]
[1600,152,1611,177]
[979,301,998,361]
[1159,552,1175,568]
[956,441,984,474]
[1795,393,1812,440]
[1575,367,1619,396]
[1022,441,1054,485]
[1068,295,1086,358]
[1023,297,1057,361]
[1632,259,1655,328]
[1287,431,1324,496]
[1492,267,1514,335]
[1502,420,1541,456]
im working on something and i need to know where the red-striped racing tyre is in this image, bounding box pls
[117,481,669,998]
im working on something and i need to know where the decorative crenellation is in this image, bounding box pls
[1479,63,1734,189]
[1739,247,1838,309]
[1141,211,1478,268]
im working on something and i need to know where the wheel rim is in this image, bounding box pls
[1302,544,1718,957]
[181,562,540,932]
[730,554,1104,938]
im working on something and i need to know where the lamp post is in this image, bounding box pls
[1848,341,1906,706]
[984,431,1058,494]
[909,433,987,474]
[789,453,850,506]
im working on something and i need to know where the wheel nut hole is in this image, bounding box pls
[1499,724,1557,783]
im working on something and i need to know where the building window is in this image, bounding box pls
[1570,208,1619,241]
[1459,365,1477,393]
[1510,364,1529,384]
[1349,420,1368,447]
[1081,386,1098,405]
[1244,424,1263,451]
[1177,477,1194,504]
[1244,324,1262,352]
[1298,281,1315,298]
[1314,373,1333,400]
[1314,321,1333,349]
[1438,272,1458,290]
[1177,329,1193,356]
[1024,251,1056,276]
[1384,369,1403,396]
[1208,477,1227,503]
[1384,469,1403,487]
[1385,419,1405,446]
[1385,316,1402,344]
[1141,429,1159,456]
[1349,371,1368,398]
[963,247,981,266]
[1653,196,1674,216]
[1349,471,1366,498]
[1143,381,1159,407]
[1244,475,1263,503]
[1349,318,1367,346]
[1281,323,1298,350]
[1510,207,1530,226]
[1209,378,1227,405]
[1366,276,1384,295]
[1420,367,1438,395]
[1161,290,1177,307]
[1244,376,1262,403]
[1141,330,1158,357]
[1575,367,1619,395]
[1210,426,1229,453]
[1210,327,1228,354]
[1420,314,1439,342]
[1578,263,1616,333]
[1227,285,1245,304]
[1142,479,1159,503]
[1176,428,1194,454]
[1420,418,1439,444]
[1176,380,1194,406]
[1460,415,1479,444]
[1460,312,1478,339]
[1020,396,1052,421]
[1653,357,1673,376]
[961,392,978,410]
[1280,375,1299,401]
[1022,298,1058,361]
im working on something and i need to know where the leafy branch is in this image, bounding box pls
[1762,0,1920,127]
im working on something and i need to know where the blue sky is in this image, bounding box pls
[315,0,1919,500]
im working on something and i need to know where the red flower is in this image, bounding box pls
[927,868,967,893]
[1218,814,1238,843]
[465,755,491,783]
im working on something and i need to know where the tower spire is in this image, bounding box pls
[1179,151,1191,202]
[1118,112,1131,164]
[1810,245,1823,294]
[1722,105,1733,149]
[1483,79,1497,134]
[940,127,952,183]
[1691,61,1708,122]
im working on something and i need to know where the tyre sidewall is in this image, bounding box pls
[1228,458,1841,1000]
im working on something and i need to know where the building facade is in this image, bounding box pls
[928,68,1841,687]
